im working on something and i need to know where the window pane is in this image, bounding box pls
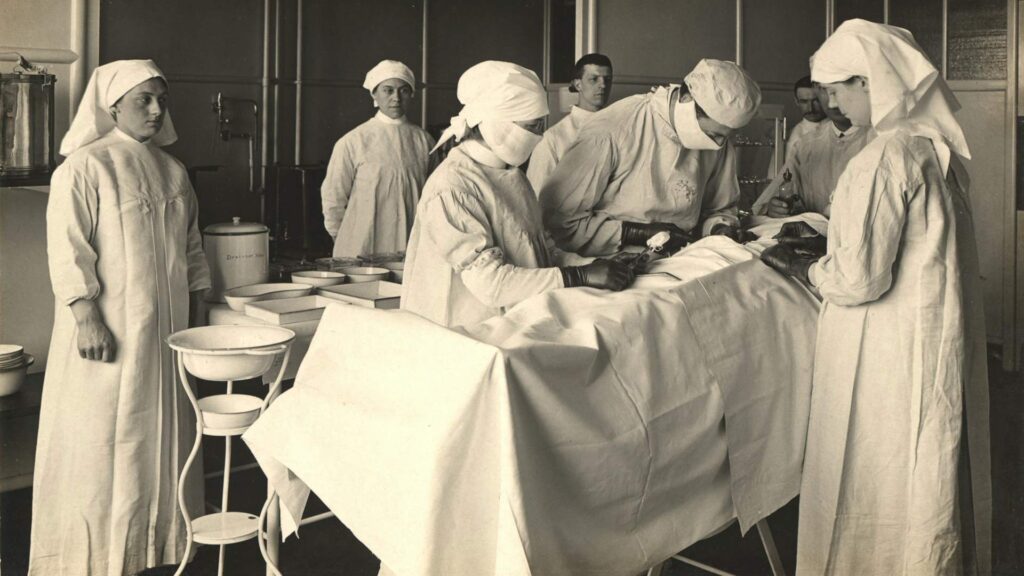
[550,0,576,84]
[835,0,884,27]
[889,0,944,71]
[948,0,1007,80]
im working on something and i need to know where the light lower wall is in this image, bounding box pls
[0,0,80,373]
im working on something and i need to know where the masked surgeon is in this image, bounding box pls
[761,20,991,576]
[539,59,761,256]
[31,60,210,575]
[401,61,634,329]
[321,59,435,258]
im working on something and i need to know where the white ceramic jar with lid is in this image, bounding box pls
[203,217,269,302]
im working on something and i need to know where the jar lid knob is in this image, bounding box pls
[232,217,241,225]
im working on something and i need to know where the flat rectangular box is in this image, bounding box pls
[317,281,402,309]
[244,295,344,324]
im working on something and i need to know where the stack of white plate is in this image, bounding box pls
[0,345,27,369]
[0,344,34,396]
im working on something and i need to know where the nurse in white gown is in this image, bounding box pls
[30,60,211,576]
[321,60,435,258]
[761,20,991,576]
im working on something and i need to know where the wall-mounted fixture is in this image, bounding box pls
[211,92,261,194]
[0,55,56,187]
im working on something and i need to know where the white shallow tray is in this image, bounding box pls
[317,280,402,309]
[243,295,344,325]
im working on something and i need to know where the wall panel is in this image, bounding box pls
[596,0,735,82]
[955,89,1008,337]
[427,0,545,84]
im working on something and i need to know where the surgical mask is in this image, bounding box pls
[674,99,722,150]
[479,120,542,167]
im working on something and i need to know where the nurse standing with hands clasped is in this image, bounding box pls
[321,59,435,258]
[761,20,991,576]
[31,60,211,575]
[401,61,633,329]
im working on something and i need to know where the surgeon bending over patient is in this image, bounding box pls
[401,61,634,328]
[539,59,762,257]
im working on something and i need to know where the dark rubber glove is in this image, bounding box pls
[773,221,827,256]
[760,243,818,284]
[710,223,759,244]
[561,259,635,291]
[621,221,692,251]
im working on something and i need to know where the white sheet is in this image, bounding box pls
[243,221,821,576]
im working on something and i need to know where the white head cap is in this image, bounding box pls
[432,60,548,153]
[684,59,761,129]
[363,60,416,107]
[60,59,177,156]
[811,19,969,171]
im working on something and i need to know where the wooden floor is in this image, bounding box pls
[2,357,1021,576]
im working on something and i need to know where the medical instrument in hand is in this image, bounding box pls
[166,325,295,576]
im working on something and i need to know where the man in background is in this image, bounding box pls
[786,75,826,163]
[526,53,613,192]
[752,82,874,218]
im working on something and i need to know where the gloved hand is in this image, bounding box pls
[760,243,818,284]
[621,221,692,252]
[561,259,635,291]
[710,223,759,244]
[765,195,805,218]
[773,221,827,256]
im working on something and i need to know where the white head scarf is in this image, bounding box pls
[363,60,416,107]
[60,59,177,156]
[432,61,548,153]
[684,59,761,129]
[811,19,970,173]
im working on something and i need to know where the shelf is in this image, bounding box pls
[192,511,260,545]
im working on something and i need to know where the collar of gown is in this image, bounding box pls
[830,122,861,138]
[649,85,681,143]
[570,105,595,121]
[112,127,151,145]
[459,138,509,168]
[375,111,408,125]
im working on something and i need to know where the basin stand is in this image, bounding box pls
[172,344,293,576]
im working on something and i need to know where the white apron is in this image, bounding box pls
[30,130,211,576]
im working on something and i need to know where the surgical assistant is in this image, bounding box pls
[526,53,613,192]
[31,60,210,576]
[539,59,761,257]
[321,60,435,258]
[401,61,633,329]
[762,20,991,576]
[752,85,874,217]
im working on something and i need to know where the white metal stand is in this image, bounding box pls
[646,519,786,576]
[173,344,293,576]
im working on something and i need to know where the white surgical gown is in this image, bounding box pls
[752,124,874,217]
[526,105,594,193]
[321,113,435,258]
[785,118,825,164]
[539,85,740,257]
[402,141,587,328]
[799,131,991,575]
[31,129,211,576]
